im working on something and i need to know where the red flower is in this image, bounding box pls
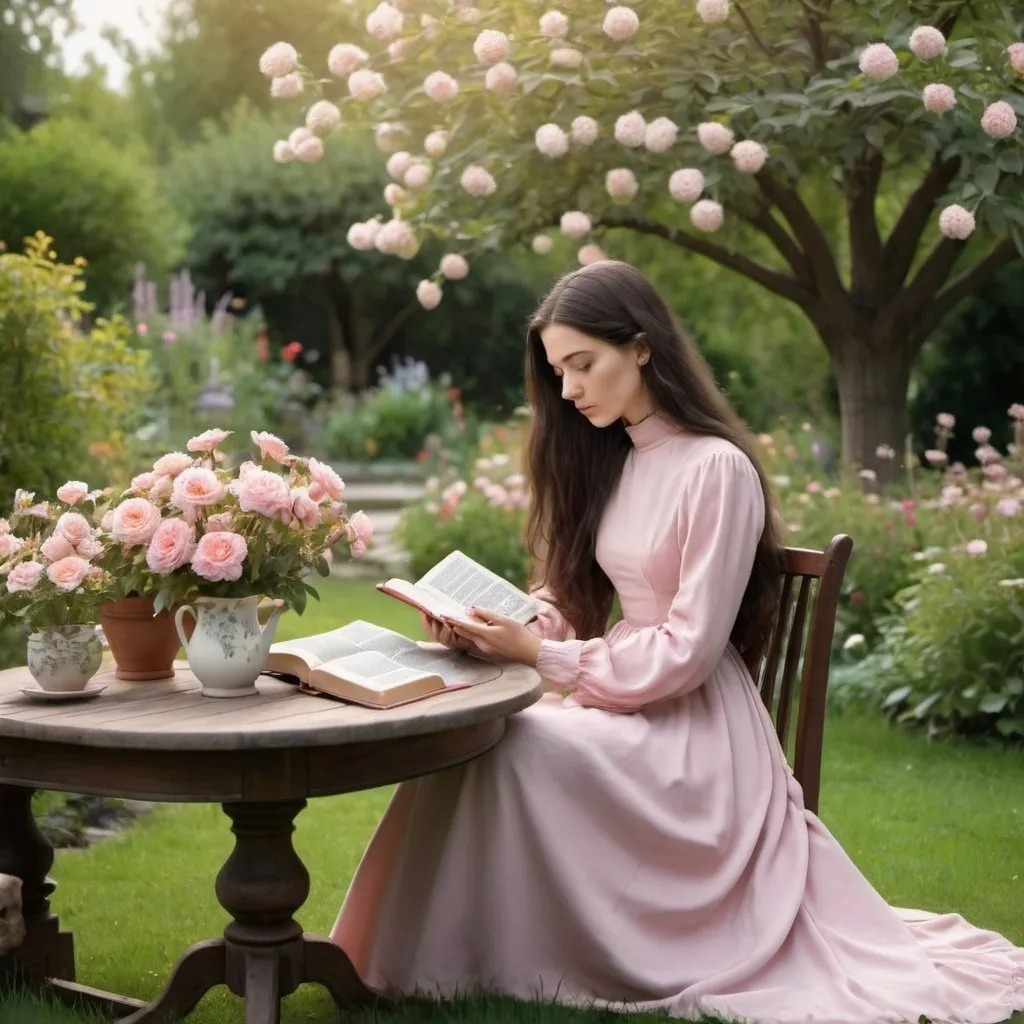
[850,590,864,604]
[282,341,303,363]
[447,387,462,401]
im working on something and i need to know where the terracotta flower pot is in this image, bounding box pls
[99,595,179,681]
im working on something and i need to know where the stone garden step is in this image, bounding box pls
[343,481,426,511]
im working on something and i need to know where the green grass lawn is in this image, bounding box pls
[3,578,1023,1024]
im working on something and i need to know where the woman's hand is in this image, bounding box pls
[445,608,543,665]
[419,612,480,654]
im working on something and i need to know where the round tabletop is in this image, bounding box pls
[0,657,544,751]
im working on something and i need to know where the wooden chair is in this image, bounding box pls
[756,534,854,816]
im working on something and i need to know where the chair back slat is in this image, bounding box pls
[755,534,853,815]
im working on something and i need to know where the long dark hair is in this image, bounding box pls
[524,260,783,673]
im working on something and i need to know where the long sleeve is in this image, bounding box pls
[534,450,765,712]
[526,585,577,642]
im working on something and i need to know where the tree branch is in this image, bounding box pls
[845,146,885,300]
[738,204,814,284]
[601,215,816,306]
[734,2,777,59]
[755,173,847,301]
[914,238,1019,340]
[878,155,960,298]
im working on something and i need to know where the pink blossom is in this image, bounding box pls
[532,235,553,255]
[984,462,1008,480]
[731,140,768,173]
[578,244,607,266]
[859,43,899,80]
[460,165,497,197]
[250,431,291,465]
[614,111,646,148]
[939,204,975,240]
[0,534,24,558]
[981,101,1017,139]
[859,468,877,482]
[454,8,482,25]
[40,535,74,561]
[1009,43,1024,73]
[171,468,228,521]
[696,0,729,22]
[153,452,194,477]
[997,496,1020,518]
[136,323,148,335]
[603,6,639,42]
[192,532,248,582]
[387,152,415,179]
[271,73,303,99]
[535,123,569,157]
[560,211,592,238]
[328,43,368,76]
[259,42,298,78]
[374,122,405,151]
[56,512,93,548]
[308,458,345,502]
[416,280,443,310]
[696,121,734,154]
[1010,403,1024,422]
[291,489,322,529]
[204,512,235,534]
[549,47,583,68]
[970,502,989,520]
[644,117,678,153]
[6,560,44,592]
[606,167,638,202]
[473,29,509,64]
[539,11,568,38]
[935,412,955,430]
[669,168,705,203]
[424,71,459,102]
[924,449,948,465]
[690,199,724,232]
[384,183,408,206]
[485,62,518,93]
[146,519,197,573]
[348,69,385,101]
[56,481,89,506]
[909,26,946,59]
[404,162,432,189]
[47,555,91,592]
[306,100,341,134]
[131,472,158,493]
[187,428,232,453]
[295,136,325,163]
[76,536,103,559]
[440,254,470,280]
[109,497,162,547]
[366,2,403,40]
[927,562,946,575]
[965,539,988,556]
[348,510,374,549]
[232,468,292,518]
[875,444,896,460]
[273,141,295,164]
[375,219,419,258]
[0,519,8,534]
[975,444,1001,464]
[972,426,992,444]
[571,116,599,146]
[347,220,382,250]
[922,83,956,113]
[424,130,449,157]
[150,476,173,503]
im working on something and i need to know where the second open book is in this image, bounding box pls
[265,619,502,709]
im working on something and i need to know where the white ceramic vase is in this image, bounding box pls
[174,596,285,699]
[27,625,103,692]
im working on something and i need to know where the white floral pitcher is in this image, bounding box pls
[174,596,284,698]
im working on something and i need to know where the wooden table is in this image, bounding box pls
[0,658,543,1023]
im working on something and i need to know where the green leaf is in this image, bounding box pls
[978,693,1009,714]
[883,684,912,708]
[975,163,1000,195]
[997,151,1023,176]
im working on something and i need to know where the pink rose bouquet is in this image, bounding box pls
[96,428,372,614]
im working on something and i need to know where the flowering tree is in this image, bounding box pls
[258,0,1024,471]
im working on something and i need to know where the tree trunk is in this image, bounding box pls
[829,330,915,480]
[326,298,352,392]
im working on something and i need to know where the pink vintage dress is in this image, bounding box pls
[331,413,1024,1024]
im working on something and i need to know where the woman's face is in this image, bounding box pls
[540,323,652,428]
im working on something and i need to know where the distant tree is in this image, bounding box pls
[0,0,73,126]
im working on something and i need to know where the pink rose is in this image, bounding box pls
[348,510,373,547]
[251,431,291,465]
[131,472,158,493]
[291,488,322,528]
[40,534,75,561]
[56,512,93,547]
[204,512,234,533]
[0,534,24,558]
[187,428,232,453]
[47,555,91,592]
[109,498,162,547]
[146,518,197,573]
[231,468,292,518]
[191,531,247,582]
[100,510,115,531]
[152,452,194,477]
[171,468,228,521]
[308,458,345,502]
[6,560,44,592]
[0,519,9,534]
[56,480,89,505]
[150,476,174,503]
[76,536,103,559]
[350,539,368,559]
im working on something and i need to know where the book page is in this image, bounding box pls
[321,650,430,690]
[381,578,470,621]
[267,628,362,668]
[417,551,538,623]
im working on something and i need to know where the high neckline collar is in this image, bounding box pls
[624,410,682,452]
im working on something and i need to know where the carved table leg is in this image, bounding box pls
[0,785,75,989]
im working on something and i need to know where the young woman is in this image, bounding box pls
[331,261,1023,1024]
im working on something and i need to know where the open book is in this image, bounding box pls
[377,550,539,626]
[264,619,502,709]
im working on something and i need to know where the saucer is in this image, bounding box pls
[19,682,108,703]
